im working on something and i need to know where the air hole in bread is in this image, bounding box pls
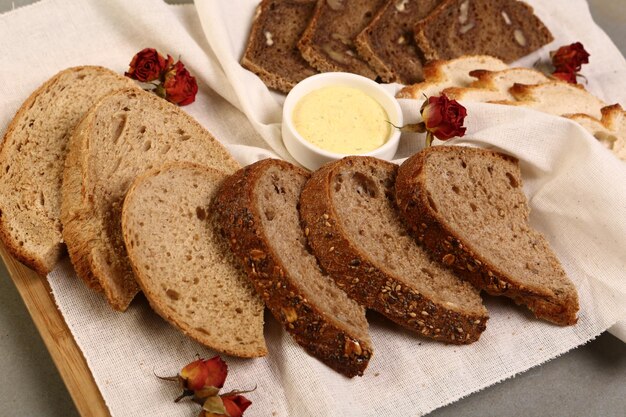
[461,160,467,168]
[264,209,275,221]
[180,135,191,141]
[487,166,494,175]
[352,172,378,198]
[452,185,460,194]
[143,140,152,151]
[469,202,477,212]
[111,114,127,144]
[166,289,180,300]
[139,126,146,134]
[196,206,207,220]
[506,172,519,188]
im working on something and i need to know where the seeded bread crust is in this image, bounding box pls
[300,156,488,344]
[0,66,136,276]
[413,0,553,63]
[213,159,372,377]
[355,0,441,84]
[395,146,579,325]
[241,0,318,93]
[297,0,384,79]
[121,163,267,358]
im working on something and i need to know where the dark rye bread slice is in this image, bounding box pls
[355,0,441,84]
[213,159,372,377]
[297,0,385,79]
[0,66,136,275]
[121,163,266,357]
[300,156,488,344]
[241,0,318,93]
[61,88,239,311]
[395,146,579,325]
[413,0,553,62]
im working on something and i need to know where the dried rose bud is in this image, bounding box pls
[162,61,198,106]
[551,42,589,73]
[125,48,173,82]
[177,356,228,400]
[199,394,252,417]
[420,95,467,146]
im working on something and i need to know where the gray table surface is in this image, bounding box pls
[0,1,624,416]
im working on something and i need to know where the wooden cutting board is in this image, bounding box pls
[0,243,110,417]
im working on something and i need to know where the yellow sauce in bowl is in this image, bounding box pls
[292,86,391,154]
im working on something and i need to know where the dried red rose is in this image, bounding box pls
[178,356,228,400]
[551,42,590,73]
[420,95,467,145]
[163,61,199,106]
[200,394,252,417]
[125,48,173,82]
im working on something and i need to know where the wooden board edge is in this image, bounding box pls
[0,243,111,417]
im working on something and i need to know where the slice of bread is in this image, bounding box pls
[241,0,318,93]
[121,163,266,357]
[413,0,553,63]
[442,67,549,102]
[395,55,508,99]
[61,88,240,311]
[0,66,136,275]
[297,0,384,79]
[213,159,372,377]
[300,156,488,344]
[395,146,579,325]
[355,0,441,84]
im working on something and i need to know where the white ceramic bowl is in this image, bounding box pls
[282,72,403,170]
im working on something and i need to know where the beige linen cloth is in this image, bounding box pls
[0,1,624,417]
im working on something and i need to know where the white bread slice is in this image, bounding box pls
[121,163,266,357]
[500,82,607,119]
[395,55,508,99]
[0,66,136,275]
[443,67,549,102]
[61,88,240,311]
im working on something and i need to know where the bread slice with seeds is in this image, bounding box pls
[413,0,553,63]
[300,156,488,344]
[297,0,386,79]
[0,66,136,275]
[61,88,239,311]
[355,0,441,84]
[395,146,579,325]
[241,0,318,93]
[121,163,266,357]
[213,159,372,377]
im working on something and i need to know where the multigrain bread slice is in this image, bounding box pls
[61,88,239,311]
[0,66,136,275]
[213,159,372,377]
[413,0,553,63]
[300,156,488,344]
[121,163,266,357]
[297,0,385,79]
[395,146,579,325]
[395,55,508,99]
[241,0,318,93]
[355,0,441,84]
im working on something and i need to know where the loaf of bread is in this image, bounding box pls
[121,163,266,357]
[241,0,318,93]
[300,156,488,344]
[61,88,239,311]
[413,0,553,63]
[298,0,384,79]
[0,66,136,275]
[355,0,441,84]
[395,146,579,325]
[213,159,373,377]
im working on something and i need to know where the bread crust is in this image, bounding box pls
[395,146,579,325]
[0,66,134,276]
[300,156,487,344]
[213,159,372,377]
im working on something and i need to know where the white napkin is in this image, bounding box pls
[0,1,625,417]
